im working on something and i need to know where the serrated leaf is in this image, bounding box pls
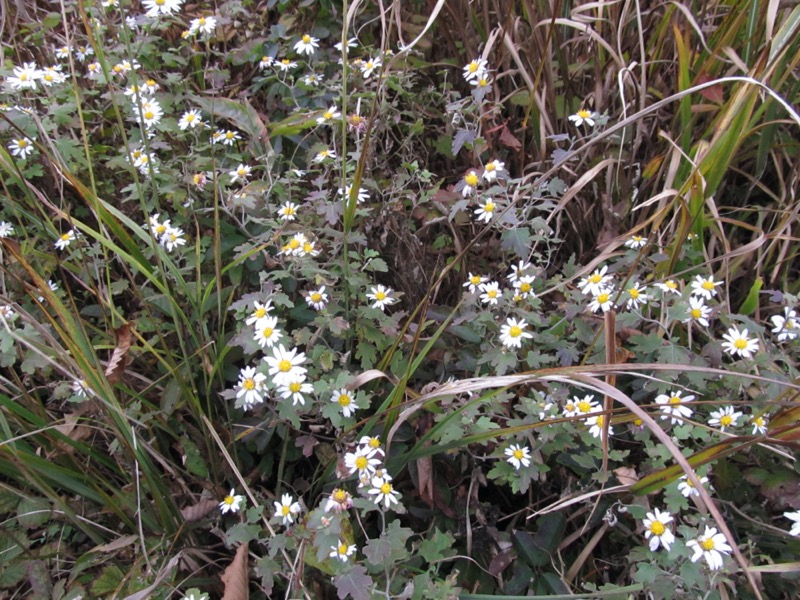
[383,521,412,562]
[418,529,455,564]
[333,565,373,600]
[363,536,392,565]
[90,565,124,597]
[17,497,50,529]
[225,523,261,545]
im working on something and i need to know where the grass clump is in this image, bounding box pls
[1,1,800,599]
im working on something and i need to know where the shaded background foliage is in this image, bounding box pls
[0,0,799,598]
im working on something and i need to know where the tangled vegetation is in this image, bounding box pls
[1,0,800,598]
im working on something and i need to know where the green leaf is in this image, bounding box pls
[180,435,209,478]
[17,497,50,529]
[332,565,373,600]
[512,530,548,567]
[418,529,456,564]
[363,536,392,565]
[90,565,124,597]
[737,276,762,316]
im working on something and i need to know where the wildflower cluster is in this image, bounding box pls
[341,435,401,510]
[641,508,734,571]
[148,214,187,253]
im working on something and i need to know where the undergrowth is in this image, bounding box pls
[1,1,800,599]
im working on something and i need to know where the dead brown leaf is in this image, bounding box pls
[181,498,219,523]
[221,543,249,600]
[105,323,133,384]
[416,455,434,507]
[498,124,522,150]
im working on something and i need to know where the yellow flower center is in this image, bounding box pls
[597,293,610,303]
[281,59,290,65]
[734,338,748,349]
[513,449,524,459]
[289,381,302,393]
[700,538,715,551]
[669,396,681,405]
[375,291,386,301]
[281,505,291,516]
[302,242,314,253]
[578,401,592,412]
[18,140,28,148]
[464,173,479,187]
[302,34,311,43]
[288,239,301,250]
[468,62,479,73]
[355,456,367,469]
[483,201,495,212]
[223,495,234,505]
[368,438,380,448]
[649,521,665,536]
[243,378,255,390]
[278,359,292,372]
[333,489,347,502]
[146,79,156,86]
[486,163,496,172]
[338,394,351,407]
[595,415,605,426]
[261,327,273,338]
[20,74,28,81]
[470,275,481,285]
[323,110,333,119]
[144,111,155,120]
[380,482,392,494]
[565,403,575,412]
[702,281,715,290]
[720,415,733,426]
[254,307,266,318]
[338,544,348,555]
[60,233,71,241]
[577,109,591,118]
[519,282,531,293]
[629,288,639,299]
[754,417,764,426]
[199,17,206,25]
[156,0,165,5]
[691,308,702,318]
[666,280,677,289]
[310,292,322,302]
[509,326,522,338]
[365,61,374,69]
[588,274,602,284]
[487,289,498,298]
